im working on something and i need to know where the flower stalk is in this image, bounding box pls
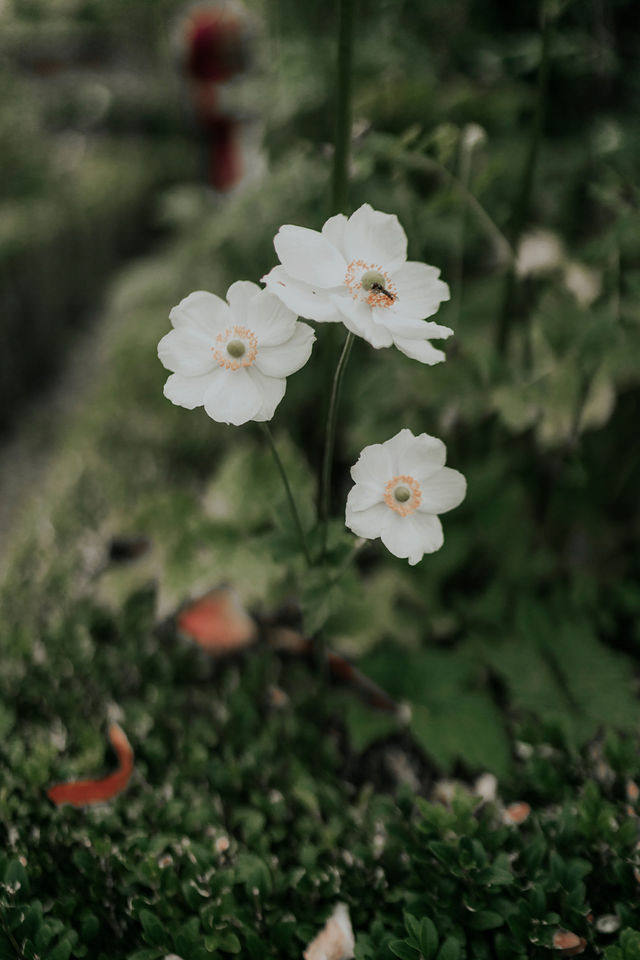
[319,329,355,557]
[260,422,312,567]
[331,0,355,214]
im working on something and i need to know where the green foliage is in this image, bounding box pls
[2,0,640,953]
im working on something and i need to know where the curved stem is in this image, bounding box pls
[319,331,355,557]
[332,0,355,213]
[261,423,312,567]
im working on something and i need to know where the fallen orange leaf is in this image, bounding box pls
[503,801,531,825]
[553,931,586,955]
[47,724,134,807]
[178,587,257,654]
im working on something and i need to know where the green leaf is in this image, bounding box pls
[437,937,462,960]
[139,910,166,947]
[468,910,504,931]
[390,941,420,960]
[217,931,242,953]
[419,918,439,959]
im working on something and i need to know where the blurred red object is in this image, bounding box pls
[178,586,258,654]
[181,3,253,191]
[185,6,249,82]
[47,724,133,807]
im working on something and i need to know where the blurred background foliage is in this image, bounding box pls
[1,0,640,954]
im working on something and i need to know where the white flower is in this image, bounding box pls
[345,428,466,565]
[262,203,452,364]
[158,281,315,426]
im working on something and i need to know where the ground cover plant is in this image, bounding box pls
[1,0,640,956]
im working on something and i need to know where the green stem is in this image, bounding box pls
[496,5,552,355]
[316,0,356,560]
[449,133,478,329]
[261,423,312,567]
[325,537,366,589]
[319,331,355,556]
[332,0,355,213]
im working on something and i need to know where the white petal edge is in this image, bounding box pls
[346,481,384,513]
[262,265,343,323]
[247,289,298,346]
[350,442,394,487]
[157,328,216,376]
[169,290,231,337]
[274,225,347,288]
[374,310,454,341]
[393,336,447,365]
[247,367,287,422]
[381,428,419,474]
[203,367,262,425]
[226,280,261,325]
[345,501,390,540]
[321,213,348,256]
[343,203,407,271]
[390,261,450,320]
[163,371,214,409]
[332,295,394,348]
[396,432,447,481]
[418,467,467,514]
[380,511,444,564]
[254,322,315,378]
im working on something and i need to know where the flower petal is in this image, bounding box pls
[247,288,298,345]
[380,511,443,564]
[226,280,261,324]
[381,428,418,474]
[158,328,216,376]
[332,295,394,348]
[396,432,446,481]
[203,367,262,425]
[391,261,450,319]
[255,322,315,378]
[274,225,347,287]
[345,501,390,539]
[262,266,342,323]
[163,371,214,409]
[247,367,287,421]
[322,213,348,255]
[418,467,467,514]
[374,311,453,341]
[350,442,393,486]
[393,336,447,365]
[169,290,231,336]
[344,204,407,271]
[346,481,384,513]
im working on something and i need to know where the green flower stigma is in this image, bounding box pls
[227,339,246,359]
[394,486,411,503]
[361,269,387,291]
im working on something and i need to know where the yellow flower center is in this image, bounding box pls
[384,475,421,516]
[212,326,258,370]
[345,260,397,309]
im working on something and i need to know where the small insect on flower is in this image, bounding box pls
[262,203,452,363]
[345,428,466,565]
[158,281,315,425]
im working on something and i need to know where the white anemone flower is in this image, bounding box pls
[345,428,466,565]
[158,281,315,426]
[262,203,452,364]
